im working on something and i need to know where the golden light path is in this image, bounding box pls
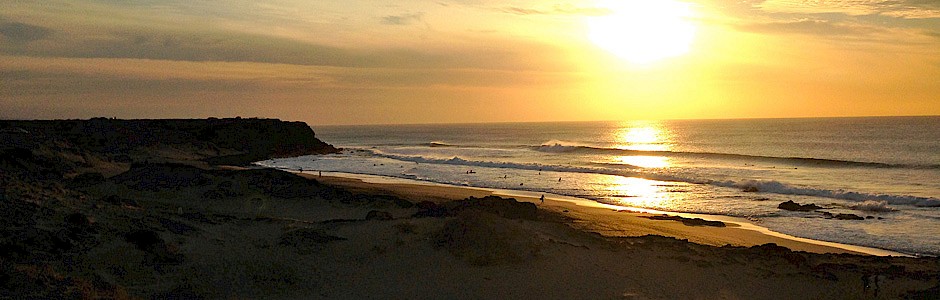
[610,121,672,168]
[605,176,676,209]
[605,121,676,208]
[586,0,697,64]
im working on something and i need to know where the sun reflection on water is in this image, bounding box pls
[611,121,672,168]
[616,155,670,168]
[604,176,675,209]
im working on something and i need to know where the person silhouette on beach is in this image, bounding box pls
[540,194,545,204]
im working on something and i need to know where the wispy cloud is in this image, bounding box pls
[496,4,611,16]
[381,12,424,25]
[0,21,53,44]
[759,0,940,18]
[736,19,877,36]
[0,23,524,70]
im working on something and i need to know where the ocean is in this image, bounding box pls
[257,116,940,256]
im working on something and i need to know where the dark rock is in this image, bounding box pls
[232,168,320,199]
[413,201,448,218]
[0,118,338,180]
[435,212,540,266]
[392,197,414,208]
[643,215,726,227]
[416,201,438,210]
[60,214,97,251]
[0,147,67,181]
[371,194,414,208]
[124,230,182,264]
[833,213,865,220]
[749,243,807,266]
[125,230,163,252]
[365,210,393,221]
[195,118,339,166]
[64,213,93,230]
[415,196,538,219]
[866,216,875,219]
[778,200,822,211]
[7,227,73,257]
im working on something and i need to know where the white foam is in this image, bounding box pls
[714,179,940,207]
[849,200,897,212]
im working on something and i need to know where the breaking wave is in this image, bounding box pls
[533,142,939,170]
[714,180,940,207]
[369,151,940,208]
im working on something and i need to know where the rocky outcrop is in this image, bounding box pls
[0,118,339,180]
[821,212,866,220]
[778,200,822,212]
[435,211,541,266]
[124,230,183,265]
[414,196,538,220]
[197,118,339,165]
[643,215,726,227]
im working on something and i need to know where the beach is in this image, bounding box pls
[309,172,893,255]
[2,118,939,299]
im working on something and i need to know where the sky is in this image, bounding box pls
[1,0,939,125]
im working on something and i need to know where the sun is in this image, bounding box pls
[586,0,697,64]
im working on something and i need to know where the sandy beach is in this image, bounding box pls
[308,172,891,255]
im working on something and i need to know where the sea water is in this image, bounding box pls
[257,117,940,256]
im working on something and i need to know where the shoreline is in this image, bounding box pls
[291,170,908,256]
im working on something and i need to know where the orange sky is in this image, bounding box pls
[2,0,939,125]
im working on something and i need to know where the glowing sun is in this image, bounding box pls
[587,0,697,64]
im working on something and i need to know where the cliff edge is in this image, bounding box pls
[0,117,338,179]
